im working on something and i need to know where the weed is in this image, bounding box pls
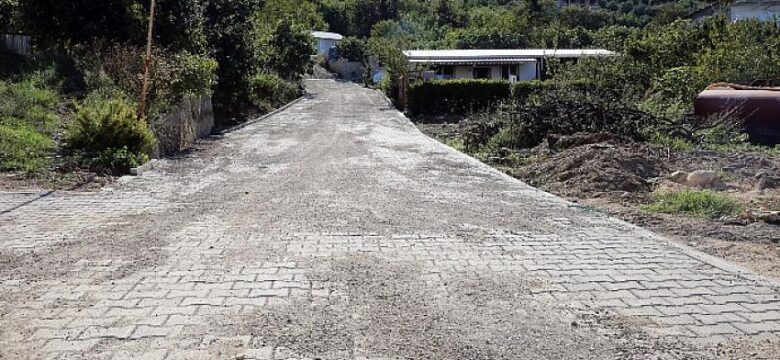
[644,190,743,219]
[0,78,61,172]
[445,138,465,152]
[0,122,55,172]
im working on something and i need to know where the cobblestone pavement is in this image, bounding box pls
[1,80,779,359]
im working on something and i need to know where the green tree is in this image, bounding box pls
[336,36,368,62]
[0,0,20,32]
[436,0,464,27]
[205,0,265,111]
[19,0,146,47]
[261,17,315,80]
[696,19,780,84]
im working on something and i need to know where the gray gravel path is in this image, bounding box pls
[1,80,778,359]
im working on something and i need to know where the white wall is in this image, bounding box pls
[490,66,503,79]
[731,3,780,24]
[316,39,339,55]
[518,63,538,81]
[454,66,473,79]
[450,63,541,80]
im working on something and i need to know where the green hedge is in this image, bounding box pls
[407,79,512,115]
[406,79,598,116]
[512,79,597,104]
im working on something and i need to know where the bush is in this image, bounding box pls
[407,79,511,116]
[497,90,660,149]
[87,146,148,175]
[248,73,301,112]
[644,190,742,218]
[511,80,598,105]
[91,44,217,116]
[65,98,156,171]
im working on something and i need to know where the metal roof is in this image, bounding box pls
[404,49,615,63]
[733,0,780,4]
[311,31,344,41]
[408,58,538,65]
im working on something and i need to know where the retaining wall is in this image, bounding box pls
[154,94,214,157]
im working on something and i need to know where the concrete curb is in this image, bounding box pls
[217,94,307,135]
[129,159,158,176]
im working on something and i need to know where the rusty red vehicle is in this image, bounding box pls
[694,82,780,145]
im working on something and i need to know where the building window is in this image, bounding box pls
[473,67,491,79]
[435,65,454,79]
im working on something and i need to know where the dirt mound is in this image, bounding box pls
[517,136,666,197]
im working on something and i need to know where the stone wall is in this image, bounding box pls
[327,58,365,81]
[153,94,214,157]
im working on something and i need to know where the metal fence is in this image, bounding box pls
[1,34,31,56]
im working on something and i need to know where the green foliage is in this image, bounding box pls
[511,80,597,105]
[445,138,466,152]
[259,17,315,80]
[19,0,144,47]
[257,0,326,32]
[644,190,743,218]
[0,78,60,172]
[336,37,369,62]
[407,79,512,116]
[65,98,156,160]
[0,0,20,32]
[695,19,780,84]
[205,0,264,113]
[19,0,207,52]
[499,90,658,149]
[77,44,217,117]
[248,73,301,113]
[87,146,149,175]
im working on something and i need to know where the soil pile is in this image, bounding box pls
[517,135,667,198]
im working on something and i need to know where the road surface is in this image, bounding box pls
[1,80,778,359]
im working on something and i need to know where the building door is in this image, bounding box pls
[501,65,510,80]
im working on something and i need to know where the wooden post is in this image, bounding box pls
[138,0,157,120]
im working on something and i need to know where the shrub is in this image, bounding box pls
[511,80,598,106]
[498,90,659,149]
[65,98,156,166]
[87,146,149,175]
[644,190,742,218]
[248,73,301,112]
[407,79,511,116]
[93,44,217,115]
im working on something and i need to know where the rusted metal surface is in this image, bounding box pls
[695,83,780,145]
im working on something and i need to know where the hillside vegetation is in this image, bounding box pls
[0,0,318,178]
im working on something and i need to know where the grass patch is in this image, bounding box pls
[644,190,743,219]
[0,78,62,173]
[649,131,780,155]
[445,138,465,152]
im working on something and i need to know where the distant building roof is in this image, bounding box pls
[688,0,780,21]
[409,58,538,65]
[733,0,780,4]
[404,49,615,64]
[311,31,344,41]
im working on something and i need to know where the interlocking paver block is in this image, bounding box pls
[80,325,135,340]
[3,79,780,360]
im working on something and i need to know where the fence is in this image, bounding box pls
[1,34,31,56]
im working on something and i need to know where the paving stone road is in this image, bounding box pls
[1,80,779,359]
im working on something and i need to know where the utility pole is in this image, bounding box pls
[138,0,157,120]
